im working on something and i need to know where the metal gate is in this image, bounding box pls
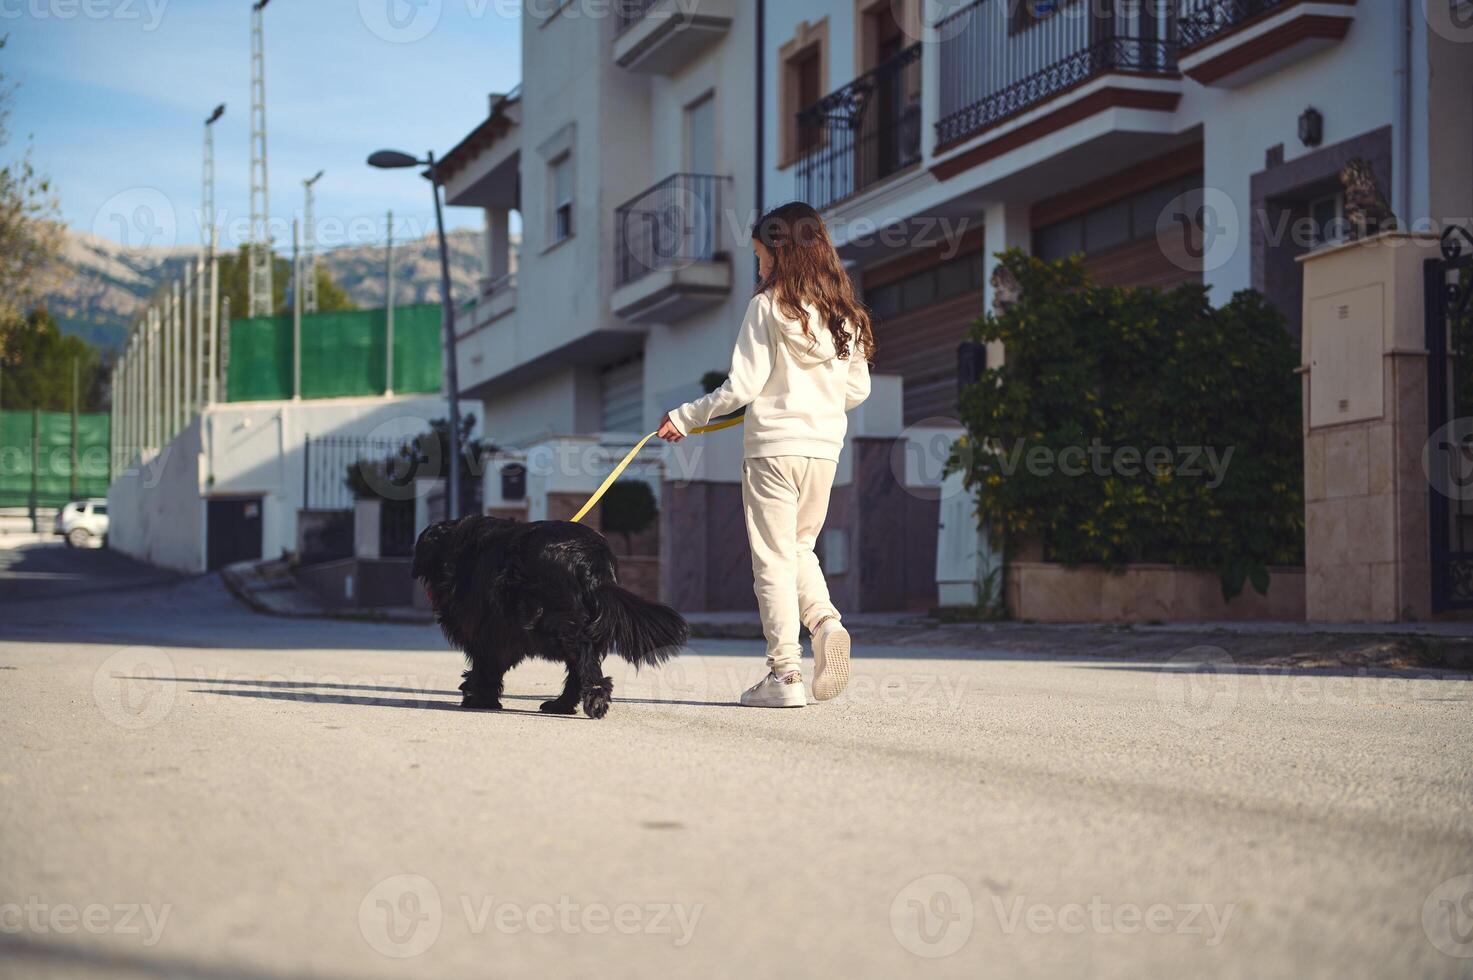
[1426,225,1473,611]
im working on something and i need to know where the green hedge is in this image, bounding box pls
[0,410,111,508]
[951,251,1304,600]
[227,304,443,402]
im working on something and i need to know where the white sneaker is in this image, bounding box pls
[740,670,807,708]
[810,620,851,702]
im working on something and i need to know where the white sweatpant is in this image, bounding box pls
[741,455,842,676]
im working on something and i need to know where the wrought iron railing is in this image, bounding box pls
[936,0,1177,148]
[615,0,660,35]
[615,173,730,287]
[796,43,923,211]
[1178,0,1290,49]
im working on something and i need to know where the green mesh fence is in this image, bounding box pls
[226,304,444,402]
[0,410,111,509]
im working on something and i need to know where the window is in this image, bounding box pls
[685,92,716,174]
[550,154,573,244]
[792,48,822,156]
[1034,174,1202,260]
[864,248,985,318]
[94,504,107,516]
[778,19,829,167]
[1309,192,1346,247]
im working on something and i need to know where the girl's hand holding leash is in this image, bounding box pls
[656,414,684,442]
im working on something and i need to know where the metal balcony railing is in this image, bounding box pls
[615,0,660,35]
[615,173,730,287]
[1177,0,1291,49]
[936,0,1178,148]
[795,43,923,211]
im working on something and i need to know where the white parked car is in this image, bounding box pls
[54,499,109,548]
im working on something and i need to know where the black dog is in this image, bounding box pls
[412,516,688,718]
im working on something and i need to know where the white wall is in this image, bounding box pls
[639,3,761,432]
[107,418,206,573]
[107,394,476,573]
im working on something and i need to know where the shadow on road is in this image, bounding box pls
[123,674,745,711]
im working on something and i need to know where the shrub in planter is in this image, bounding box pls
[950,250,1303,601]
[601,479,657,554]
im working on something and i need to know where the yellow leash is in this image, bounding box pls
[571,414,745,524]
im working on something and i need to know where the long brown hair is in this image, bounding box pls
[751,202,875,362]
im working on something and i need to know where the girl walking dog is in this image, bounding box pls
[657,202,875,708]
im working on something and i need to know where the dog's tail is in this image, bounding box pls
[591,583,688,668]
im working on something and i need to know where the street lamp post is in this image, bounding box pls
[367,148,464,521]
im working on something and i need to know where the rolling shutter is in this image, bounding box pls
[599,356,645,433]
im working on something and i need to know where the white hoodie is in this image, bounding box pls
[668,291,871,462]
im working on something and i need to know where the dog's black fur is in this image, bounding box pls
[411,516,688,718]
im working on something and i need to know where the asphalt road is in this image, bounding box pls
[1,539,1471,979]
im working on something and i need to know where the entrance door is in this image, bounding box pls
[207,496,264,570]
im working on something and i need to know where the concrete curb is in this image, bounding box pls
[214,558,1473,672]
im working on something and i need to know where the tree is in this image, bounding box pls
[0,307,107,411]
[0,35,63,332]
[215,247,356,318]
[951,250,1303,603]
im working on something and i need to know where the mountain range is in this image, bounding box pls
[40,227,486,354]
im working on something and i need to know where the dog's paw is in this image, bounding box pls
[581,676,614,720]
[461,693,503,711]
[539,698,577,715]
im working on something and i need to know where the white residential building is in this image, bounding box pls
[439,0,1473,612]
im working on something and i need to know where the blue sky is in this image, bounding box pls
[3,0,521,252]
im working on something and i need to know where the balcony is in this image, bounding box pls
[796,43,923,212]
[935,0,1179,151]
[613,0,733,75]
[1177,0,1356,88]
[466,272,517,334]
[612,173,732,324]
